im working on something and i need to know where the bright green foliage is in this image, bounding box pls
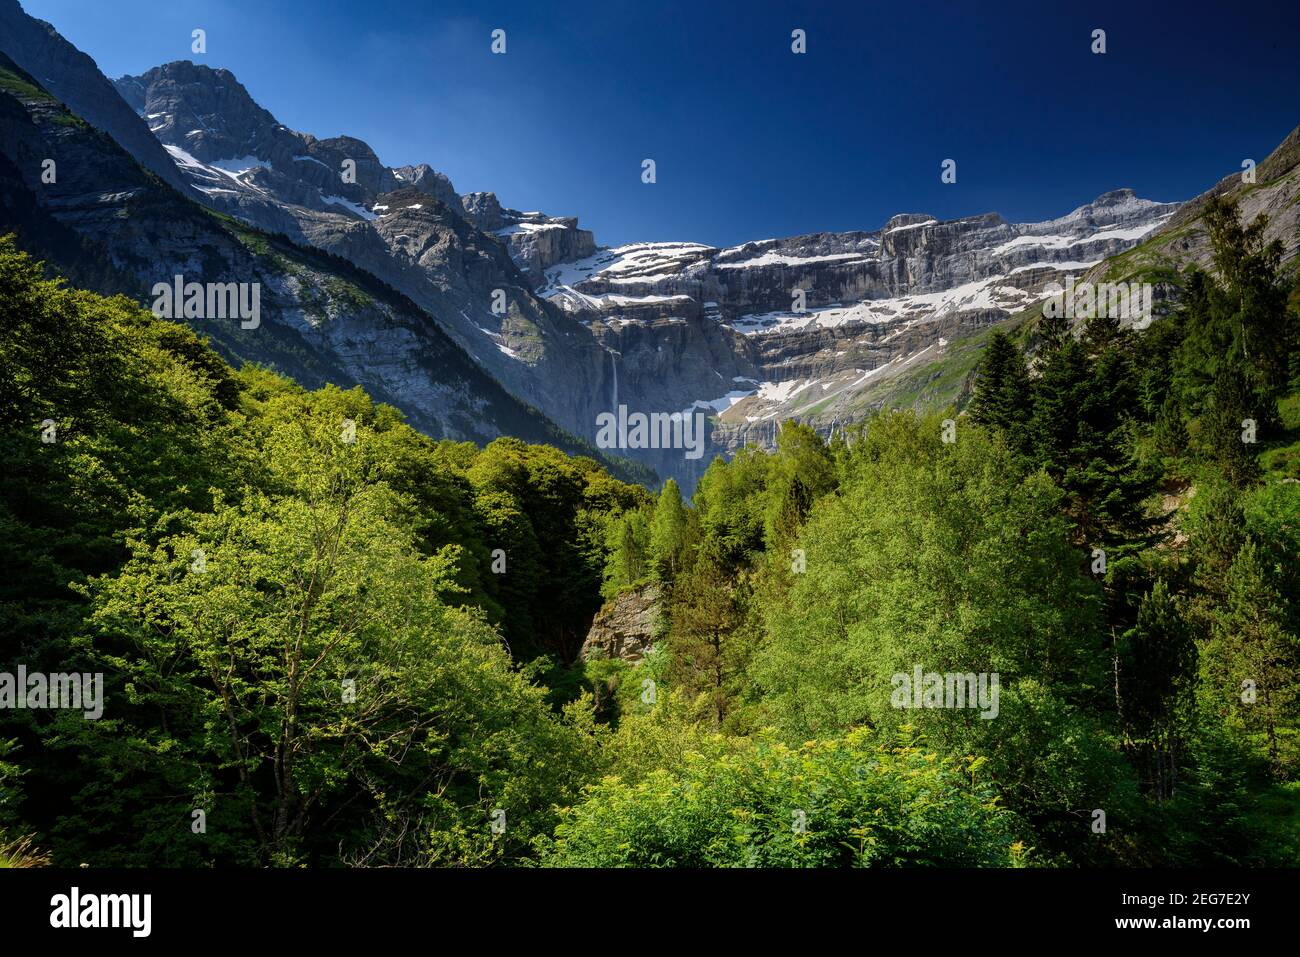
[752,415,1126,851]
[602,506,652,599]
[67,410,596,866]
[0,239,620,866]
[648,478,688,582]
[3,205,1299,871]
[762,421,838,549]
[538,728,1026,867]
[692,447,773,564]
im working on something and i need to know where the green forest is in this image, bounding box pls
[1,196,1298,868]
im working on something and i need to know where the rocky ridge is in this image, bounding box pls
[107,60,624,465]
[537,190,1179,452]
[0,49,613,462]
[461,190,595,284]
[9,0,1299,493]
[0,0,195,196]
[100,55,1204,485]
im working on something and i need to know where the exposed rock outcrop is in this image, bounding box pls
[105,61,621,467]
[113,61,454,222]
[461,191,595,285]
[538,190,1180,457]
[1081,129,1300,294]
[97,53,1208,491]
[579,584,662,665]
[13,1,1300,496]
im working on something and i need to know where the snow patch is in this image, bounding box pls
[321,194,379,221]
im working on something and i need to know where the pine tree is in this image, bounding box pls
[1082,312,1126,356]
[1037,304,1071,355]
[668,546,743,727]
[1174,197,1293,441]
[1029,336,1160,551]
[1118,580,1197,799]
[761,421,836,550]
[602,508,651,597]
[1153,395,1189,458]
[1202,362,1261,487]
[1203,197,1290,408]
[968,329,1032,448]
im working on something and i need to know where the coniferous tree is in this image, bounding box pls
[1153,395,1190,459]
[1118,580,1197,800]
[760,421,836,551]
[1037,303,1071,355]
[1082,312,1127,356]
[668,546,743,728]
[1029,333,1160,552]
[1202,362,1261,487]
[603,508,652,598]
[1203,197,1290,409]
[1173,197,1292,443]
[968,329,1033,449]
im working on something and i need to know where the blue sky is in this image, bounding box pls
[20,0,1300,248]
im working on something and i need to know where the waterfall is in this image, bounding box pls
[609,350,618,410]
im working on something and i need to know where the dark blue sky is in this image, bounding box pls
[21,0,1300,247]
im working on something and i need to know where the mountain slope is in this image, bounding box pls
[0,50,637,469]
[113,54,1200,483]
[10,2,1296,492]
[112,60,620,456]
[1089,125,1300,290]
[0,0,195,197]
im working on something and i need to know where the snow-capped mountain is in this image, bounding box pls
[0,40,614,466]
[7,0,1299,490]
[534,190,1178,452]
[108,60,623,463]
[114,62,459,224]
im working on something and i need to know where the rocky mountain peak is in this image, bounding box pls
[373,185,458,223]
[1037,188,1176,234]
[461,191,506,231]
[392,163,459,207]
[1093,187,1139,204]
[115,61,289,166]
[108,59,465,223]
[884,212,937,230]
[458,191,595,283]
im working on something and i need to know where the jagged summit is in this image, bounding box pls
[115,61,282,165]
[113,61,447,215]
